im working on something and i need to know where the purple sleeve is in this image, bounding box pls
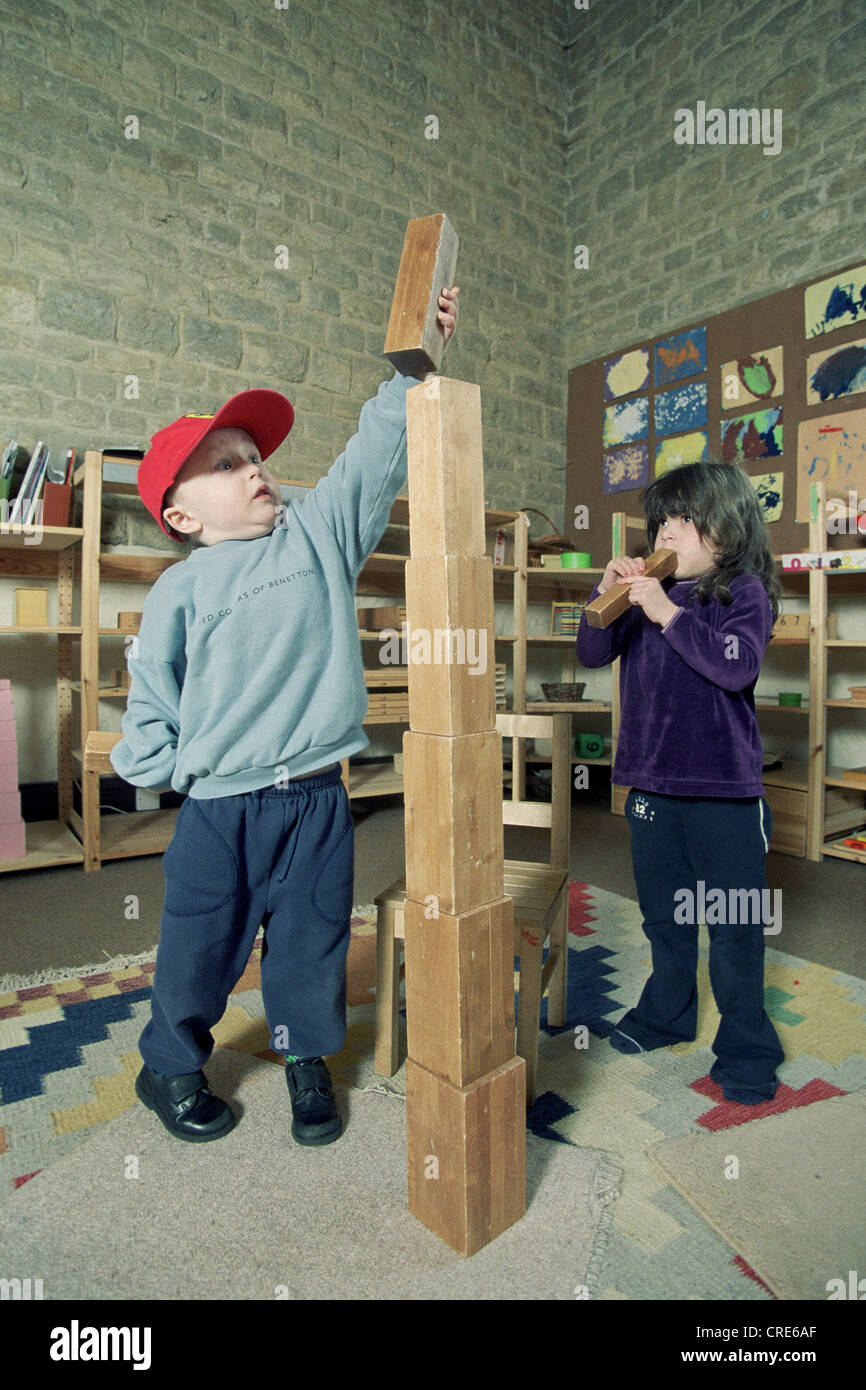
[660,577,773,691]
[576,583,642,668]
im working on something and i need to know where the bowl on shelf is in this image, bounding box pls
[541,681,586,703]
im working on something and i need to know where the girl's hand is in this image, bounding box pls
[598,554,645,594]
[627,576,679,627]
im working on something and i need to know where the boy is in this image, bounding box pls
[110,287,459,1146]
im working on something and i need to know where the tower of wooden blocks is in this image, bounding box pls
[402,376,526,1256]
[0,679,26,860]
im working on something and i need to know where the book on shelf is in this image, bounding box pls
[6,441,49,526]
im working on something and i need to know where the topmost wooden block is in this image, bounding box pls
[384,214,459,378]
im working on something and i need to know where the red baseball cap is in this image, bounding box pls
[137,388,295,542]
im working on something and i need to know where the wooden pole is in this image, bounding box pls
[402,376,526,1256]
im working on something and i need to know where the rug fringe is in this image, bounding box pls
[581,1156,623,1299]
[0,947,160,994]
[0,908,380,995]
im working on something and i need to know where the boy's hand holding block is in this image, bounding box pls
[384,213,459,378]
[584,548,678,628]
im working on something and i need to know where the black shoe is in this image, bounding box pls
[286,1057,342,1146]
[135,1065,236,1142]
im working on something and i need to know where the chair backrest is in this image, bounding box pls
[495,712,571,872]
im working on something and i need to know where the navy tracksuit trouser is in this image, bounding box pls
[139,765,355,1076]
[617,789,784,1102]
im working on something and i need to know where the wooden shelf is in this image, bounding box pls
[0,625,82,634]
[822,834,866,864]
[527,700,610,713]
[825,767,866,790]
[0,819,84,873]
[756,701,809,712]
[826,699,866,708]
[98,807,181,861]
[347,763,404,798]
[0,525,83,551]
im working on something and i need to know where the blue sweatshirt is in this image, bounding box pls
[110,370,416,799]
[576,573,774,798]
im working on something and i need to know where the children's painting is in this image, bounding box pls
[749,471,783,523]
[805,263,866,338]
[603,347,649,400]
[721,347,784,408]
[654,326,707,387]
[721,407,783,462]
[655,431,708,476]
[655,381,707,436]
[806,338,866,405]
[603,396,649,447]
[603,442,649,494]
[797,408,866,521]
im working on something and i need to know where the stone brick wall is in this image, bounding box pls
[0,0,570,528]
[563,0,866,373]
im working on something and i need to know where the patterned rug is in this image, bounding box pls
[2,883,864,1299]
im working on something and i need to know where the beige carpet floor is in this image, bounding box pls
[648,1090,866,1302]
[2,1046,621,1300]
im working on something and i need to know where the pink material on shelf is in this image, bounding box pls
[0,820,26,860]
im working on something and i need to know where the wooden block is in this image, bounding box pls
[404,897,515,1086]
[117,612,142,633]
[406,1054,526,1256]
[384,213,458,379]
[403,730,504,915]
[405,377,486,557]
[404,555,495,735]
[841,766,866,782]
[583,548,678,628]
[14,589,49,626]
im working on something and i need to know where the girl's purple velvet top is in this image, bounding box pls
[577,573,774,798]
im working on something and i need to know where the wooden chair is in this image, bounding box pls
[373,711,572,1104]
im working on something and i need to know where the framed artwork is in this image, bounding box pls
[721,347,784,407]
[750,470,783,523]
[655,431,708,475]
[721,407,783,461]
[805,263,866,338]
[806,338,866,405]
[654,326,707,387]
[603,396,649,447]
[603,442,649,494]
[797,408,866,521]
[655,380,708,436]
[604,348,649,400]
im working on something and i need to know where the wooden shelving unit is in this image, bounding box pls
[0,520,86,873]
[806,481,866,863]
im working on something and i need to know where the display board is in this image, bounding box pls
[566,259,866,560]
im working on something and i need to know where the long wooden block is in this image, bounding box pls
[403,730,504,915]
[405,377,486,557]
[404,897,515,1087]
[404,555,495,735]
[583,547,677,627]
[406,1054,526,1256]
[384,213,459,379]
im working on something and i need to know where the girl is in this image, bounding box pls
[577,460,784,1105]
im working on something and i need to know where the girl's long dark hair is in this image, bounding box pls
[640,460,781,620]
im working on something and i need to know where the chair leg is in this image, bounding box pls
[515,925,543,1107]
[546,892,569,1028]
[374,903,402,1076]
